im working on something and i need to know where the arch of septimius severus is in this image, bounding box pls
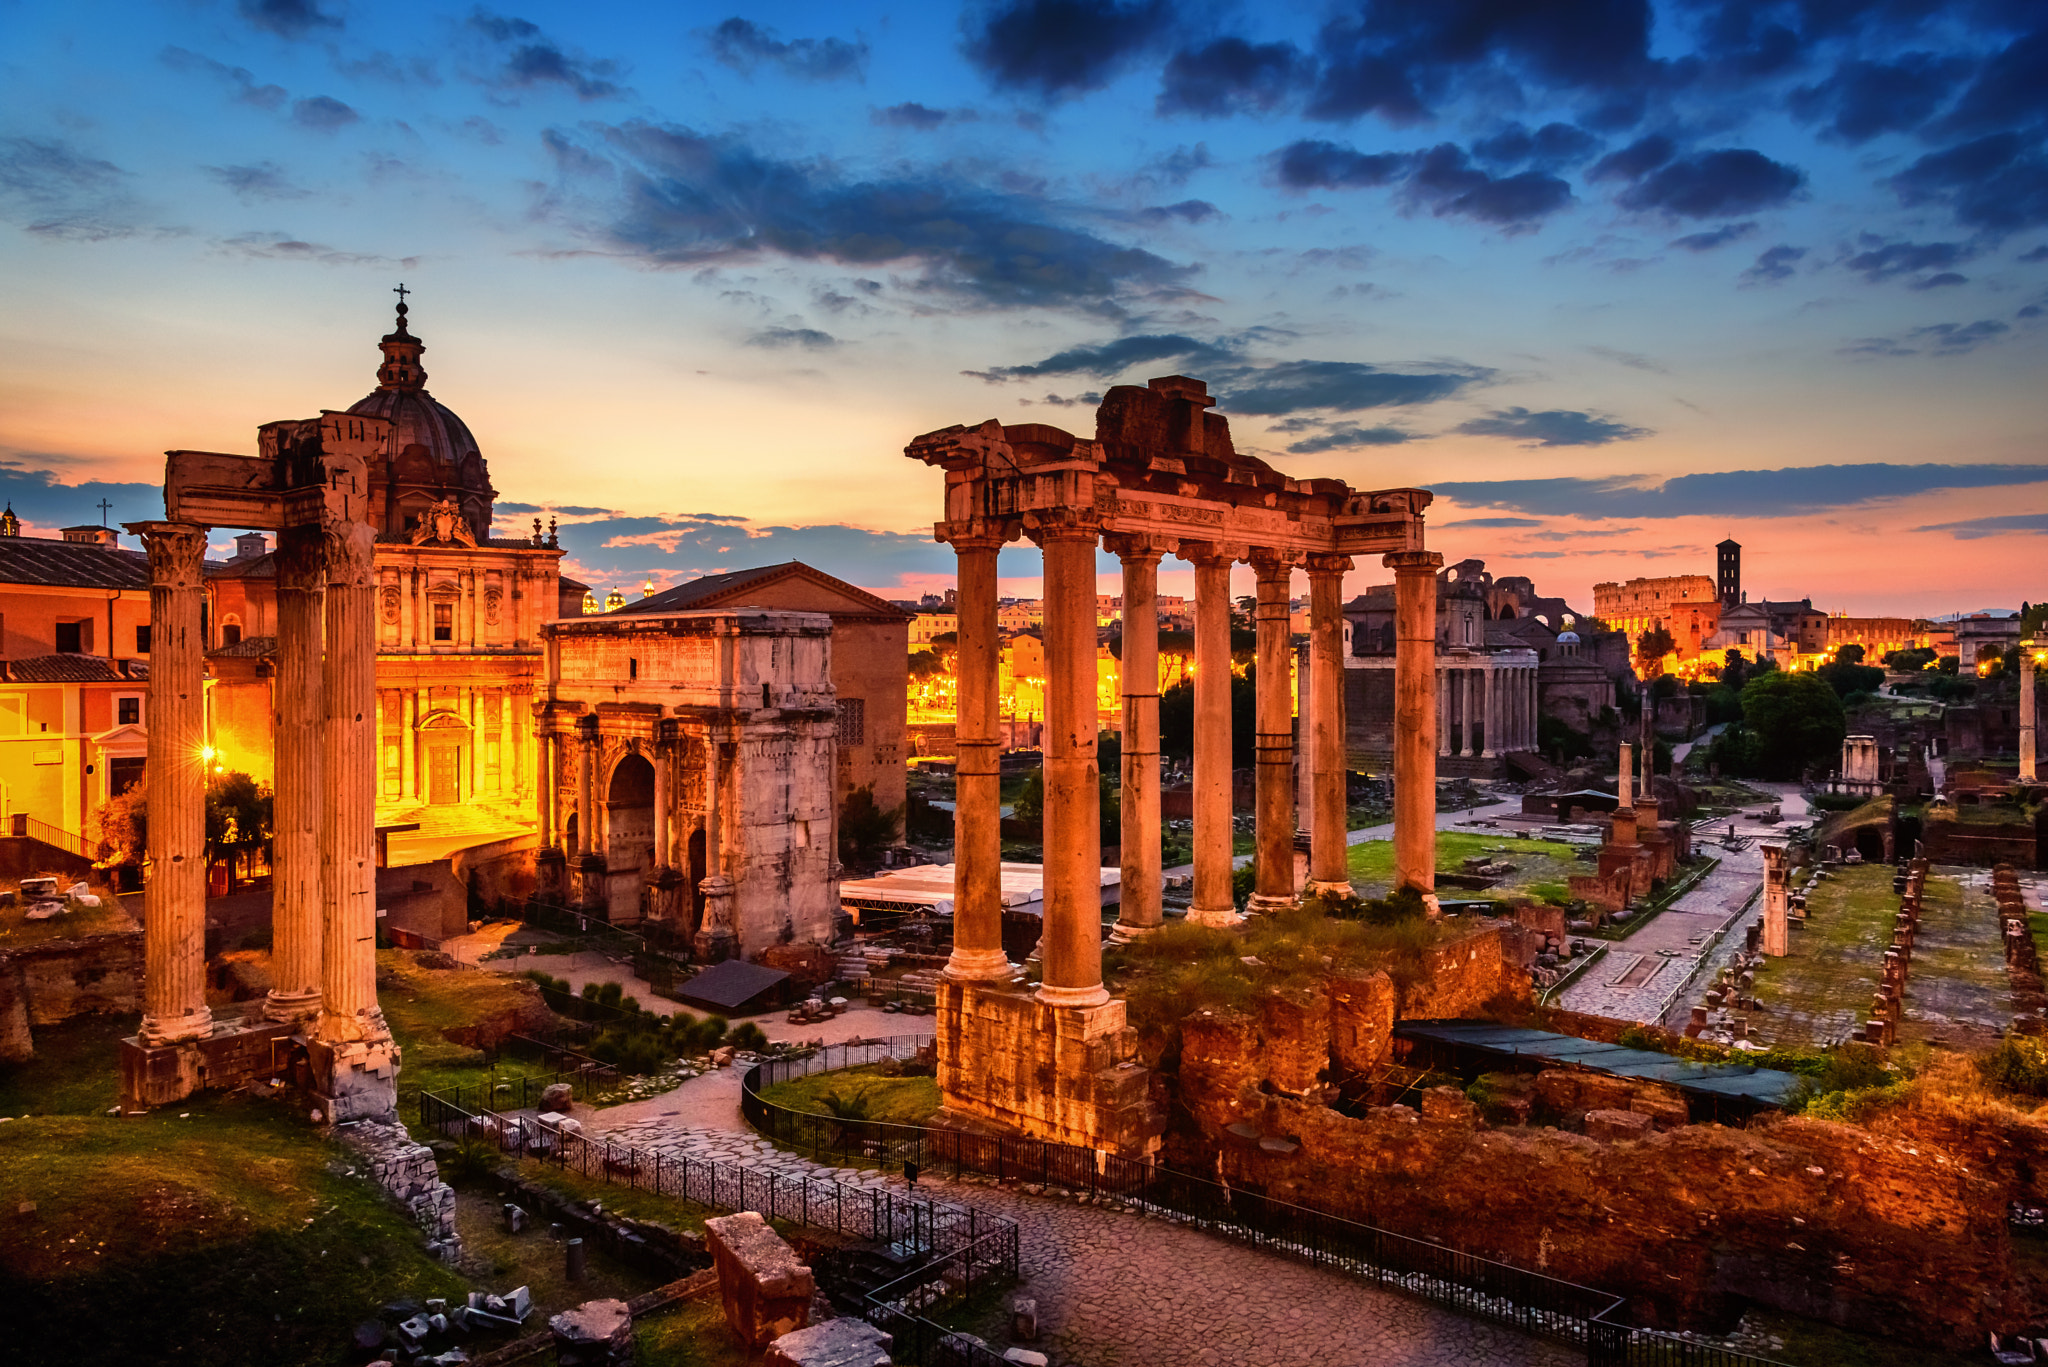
[908,375,1439,1154]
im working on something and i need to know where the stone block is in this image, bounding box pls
[1004,1352,1050,1367]
[1259,986,1330,1097]
[1585,1109,1654,1142]
[706,1211,815,1349]
[1629,1092,1692,1130]
[1010,1296,1038,1342]
[1576,1073,1637,1114]
[550,1299,633,1367]
[764,1318,894,1367]
[540,1082,574,1112]
[1420,1085,1476,1125]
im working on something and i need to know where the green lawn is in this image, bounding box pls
[0,1012,131,1117]
[378,949,556,1106]
[1749,864,1901,1048]
[1346,830,1584,902]
[637,1295,752,1366]
[756,1061,942,1126]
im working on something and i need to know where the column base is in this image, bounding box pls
[573,854,608,915]
[1034,981,1111,1009]
[1305,879,1356,900]
[694,928,737,963]
[139,1006,215,1048]
[118,1015,296,1113]
[1245,893,1298,916]
[1107,920,1160,943]
[1185,903,1245,928]
[943,946,1016,981]
[308,1033,401,1125]
[263,989,322,1026]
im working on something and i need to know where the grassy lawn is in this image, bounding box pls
[0,1095,465,1367]
[378,949,554,1105]
[1346,830,1584,902]
[757,1062,942,1126]
[636,1295,752,1366]
[0,1012,132,1117]
[1749,864,1900,1049]
[487,1156,714,1239]
[1738,1308,1975,1367]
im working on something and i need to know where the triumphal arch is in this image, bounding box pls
[907,375,1440,1153]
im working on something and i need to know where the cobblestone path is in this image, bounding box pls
[588,1107,1576,1367]
[1558,854,1762,1024]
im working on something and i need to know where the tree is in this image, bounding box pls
[1158,669,1256,766]
[1739,671,1847,780]
[92,777,148,869]
[1721,649,1749,692]
[908,649,945,680]
[1636,626,1677,673]
[837,784,903,868]
[1815,647,1885,699]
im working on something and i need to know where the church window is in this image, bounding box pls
[434,603,453,641]
[838,697,866,747]
[222,622,242,646]
[117,696,140,726]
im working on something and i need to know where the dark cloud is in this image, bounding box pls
[1434,463,2048,520]
[207,162,309,200]
[237,0,340,39]
[159,46,288,110]
[1614,148,1805,219]
[1132,199,1220,225]
[961,0,1171,100]
[1936,23,2048,138]
[2020,245,2048,262]
[1892,133,2048,233]
[1212,359,1493,415]
[1440,516,1543,528]
[1284,424,1416,453]
[1275,139,1572,231]
[872,103,977,130]
[966,333,1233,381]
[1841,238,1971,283]
[1838,335,1918,358]
[1740,243,1805,283]
[1471,121,1601,170]
[217,232,406,267]
[291,96,359,131]
[1588,133,1673,182]
[1788,53,1971,143]
[1669,220,1757,251]
[1034,391,1102,406]
[1908,319,2011,352]
[564,121,1192,309]
[1275,139,1411,190]
[1452,407,1649,447]
[0,460,167,534]
[1913,513,2048,539]
[1156,37,1312,118]
[746,326,838,349]
[497,502,614,516]
[469,10,622,100]
[0,136,135,240]
[526,511,956,591]
[1909,270,1967,289]
[705,18,868,82]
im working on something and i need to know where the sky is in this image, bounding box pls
[1,0,2044,618]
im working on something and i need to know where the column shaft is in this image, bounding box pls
[318,524,383,1039]
[945,537,1011,979]
[1436,666,1450,756]
[1035,525,1108,1008]
[1481,666,1497,757]
[577,725,597,857]
[1387,551,1443,902]
[1307,560,1352,895]
[1188,553,1241,926]
[652,742,672,869]
[536,723,555,847]
[1248,556,1297,913]
[2020,644,2036,783]
[266,525,324,1023]
[1111,542,1165,938]
[137,522,212,1045]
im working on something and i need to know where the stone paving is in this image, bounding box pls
[1559,854,1762,1024]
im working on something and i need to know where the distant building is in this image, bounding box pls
[1717,539,1741,608]
[1592,574,1720,658]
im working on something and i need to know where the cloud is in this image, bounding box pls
[503,509,958,590]
[2020,245,2048,263]
[1212,359,1493,416]
[217,232,407,266]
[961,0,1171,100]
[1156,37,1311,118]
[966,333,1234,381]
[561,121,1192,309]
[207,161,308,200]
[1274,139,1573,231]
[497,502,616,516]
[1132,199,1220,225]
[1585,345,1666,374]
[159,46,288,110]
[291,95,360,131]
[1440,517,1543,528]
[872,103,977,130]
[469,10,623,100]
[1451,407,1649,447]
[1936,24,2048,139]
[1892,133,2048,233]
[1740,243,1805,284]
[0,136,137,240]
[1434,463,2048,520]
[237,0,340,39]
[1842,238,1971,284]
[0,459,169,534]
[1276,140,1411,190]
[705,18,867,82]
[1913,513,2048,539]
[746,326,838,349]
[1669,221,1756,252]
[1283,424,1416,453]
[1588,134,1673,183]
[1788,53,1972,143]
[1612,148,1806,220]
[1034,391,1102,406]
[1908,319,2011,353]
[1910,271,1968,290]
[1471,121,1601,170]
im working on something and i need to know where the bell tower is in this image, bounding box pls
[375,283,427,391]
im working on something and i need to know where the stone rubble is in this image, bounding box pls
[339,1118,463,1264]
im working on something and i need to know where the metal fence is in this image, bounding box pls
[407,1061,618,1123]
[741,1040,1793,1367]
[20,815,95,860]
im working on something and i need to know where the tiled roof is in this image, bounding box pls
[3,653,148,683]
[208,636,277,659]
[613,561,911,620]
[0,537,150,590]
[207,552,276,579]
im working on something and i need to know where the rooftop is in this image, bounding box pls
[1,654,149,683]
[0,536,150,591]
[1394,1019,1802,1108]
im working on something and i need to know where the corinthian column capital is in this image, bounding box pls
[133,521,210,584]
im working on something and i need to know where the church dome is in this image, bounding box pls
[345,291,496,541]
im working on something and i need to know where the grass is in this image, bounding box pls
[1737,1308,1987,1367]
[1749,864,1904,1049]
[0,1093,465,1367]
[636,1295,752,1366]
[498,1158,713,1239]
[0,1012,132,1117]
[0,890,137,949]
[1345,829,1585,901]
[757,1061,943,1127]
[377,949,554,1104]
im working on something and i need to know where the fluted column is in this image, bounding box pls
[1248,552,1298,914]
[266,524,324,1024]
[652,740,672,870]
[318,518,385,1041]
[1481,665,1497,758]
[695,734,736,961]
[1387,550,1443,902]
[134,522,213,1046]
[1033,518,1108,1008]
[1109,536,1169,940]
[1307,556,1352,897]
[2021,638,2037,783]
[577,718,597,857]
[1436,666,1450,756]
[1186,546,1242,927]
[944,533,1012,980]
[536,721,556,847]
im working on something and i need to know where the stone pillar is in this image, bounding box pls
[577,720,597,858]
[1307,556,1353,897]
[135,522,213,1046]
[1436,666,1450,756]
[944,535,1012,980]
[1033,518,1108,1008]
[536,722,556,847]
[1762,843,1790,956]
[1617,740,1635,812]
[1187,548,1242,927]
[1481,664,1497,758]
[1110,536,1168,940]
[266,524,324,1024]
[652,737,672,870]
[1248,553,1298,915]
[695,737,736,961]
[1464,668,1480,758]
[1387,551,1443,901]
[400,567,416,649]
[318,518,386,1043]
[2022,639,2037,784]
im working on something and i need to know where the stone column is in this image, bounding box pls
[1109,536,1168,940]
[318,518,386,1045]
[1464,668,1481,758]
[1480,664,1497,758]
[1761,842,1790,956]
[1187,547,1242,927]
[1033,518,1108,1008]
[695,737,736,962]
[2021,638,2037,783]
[1387,551,1443,901]
[536,722,556,847]
[577,720,597,858]
[652,738,672,870]
[1248,552,1298,915]
[1436,666,1450,756]
[266,524,324,1024]
[1306,556,1353,897]
[944,534,1012,980]
[135,522,213,1046]
[465,689,480,803]
[399,566,416,649]
[1617,740,1635,812]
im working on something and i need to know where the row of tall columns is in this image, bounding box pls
[1432,664,1538,757]
[1248,555,1299,914]
[266,526,324,1022]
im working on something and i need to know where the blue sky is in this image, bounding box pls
[1,0,2043,615]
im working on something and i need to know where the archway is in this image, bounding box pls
[687,828,707,937]
[606,752,656,924]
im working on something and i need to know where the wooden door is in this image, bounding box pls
[428,745,460,804]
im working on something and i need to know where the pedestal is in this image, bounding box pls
[308,1034,401,1124]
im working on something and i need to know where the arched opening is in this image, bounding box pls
[605,752,656,924]
[1497,605,1517,620]
[687,827,707,937]
[1854,826,1886,864]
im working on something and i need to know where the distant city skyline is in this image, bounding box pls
[2,0,2044,615]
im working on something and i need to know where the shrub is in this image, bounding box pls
[596,981,623,1009]
[580,982,600,1002]
[1978,1036,2048,1098]
[730,1022,769,1052]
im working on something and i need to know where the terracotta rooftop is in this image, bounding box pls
[1,653,149,683]
[612,561,911,620]
[0,536,150,590]
[208,636,278,659]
